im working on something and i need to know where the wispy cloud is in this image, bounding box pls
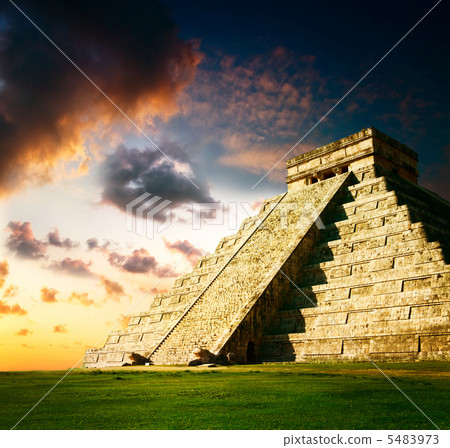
[86,238,115,253]
[49,257,94,277]
[163,238,207,267]
[99,276,127,302]
[108,248,178,277]
[5,222,81,261]
[179,48,326,180]
[68,291,95,307]
[47,229,79,249]
[2,284,18,298]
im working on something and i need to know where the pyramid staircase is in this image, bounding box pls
[83,193,284,367]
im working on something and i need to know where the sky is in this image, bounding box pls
[0,0,448,371]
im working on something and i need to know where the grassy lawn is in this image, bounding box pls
[0,362,448,430]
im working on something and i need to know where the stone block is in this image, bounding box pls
[370,335,419,354]
[342,338,370,355]
[369,257,394,272]
[403,277,432,292]
[107,335,120,344]
[329,265,352,279]
[315,312,348,326]
[373,281,402,295]
[128,316,141,326]
[420,335,450,353]
[302,339,343,355]
[350,285,373,298]
[372,306,410,322]
[84,353,99,363]
[410,304,444,319]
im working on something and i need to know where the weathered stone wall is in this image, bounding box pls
[286,128,418,189]
[259,173,450,362]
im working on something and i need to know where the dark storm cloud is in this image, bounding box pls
[5,222,47,259]
[100,144,215,214]
[0,0,199,195]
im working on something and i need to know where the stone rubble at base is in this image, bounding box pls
[83,127,450,367]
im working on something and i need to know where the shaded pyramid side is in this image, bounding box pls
[258,171,450,362]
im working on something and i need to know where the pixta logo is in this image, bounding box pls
[126,193,325,239]
[126,193,173,239]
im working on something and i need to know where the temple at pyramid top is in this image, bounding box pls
[285,127,418,189]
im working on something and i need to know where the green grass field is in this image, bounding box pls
[0,362,448,430]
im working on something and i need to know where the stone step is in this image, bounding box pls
[321,212,421,245]
[347,176,390,199]
[299,263,449,291]
[301,247,446,283]
[271,302,449,332]
[290,300,450,325]
[266,315,450,342]
[279,287,450,313]
[324,203,410,232]
[407,203,450,230]
[387,176,450,217]
[340,189,398,214]
[312,234,432,265]
[258,331,450,363]
[321,221,428,248]
[306,241,445,272]
[320,181,396,223]
[266,313,450,341]
[150,290,200,307]
[302,269,449,300]
[306,263,418,289]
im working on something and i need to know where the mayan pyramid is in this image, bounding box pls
[84,127,450,367]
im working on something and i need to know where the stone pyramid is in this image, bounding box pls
[84,128,450,367]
